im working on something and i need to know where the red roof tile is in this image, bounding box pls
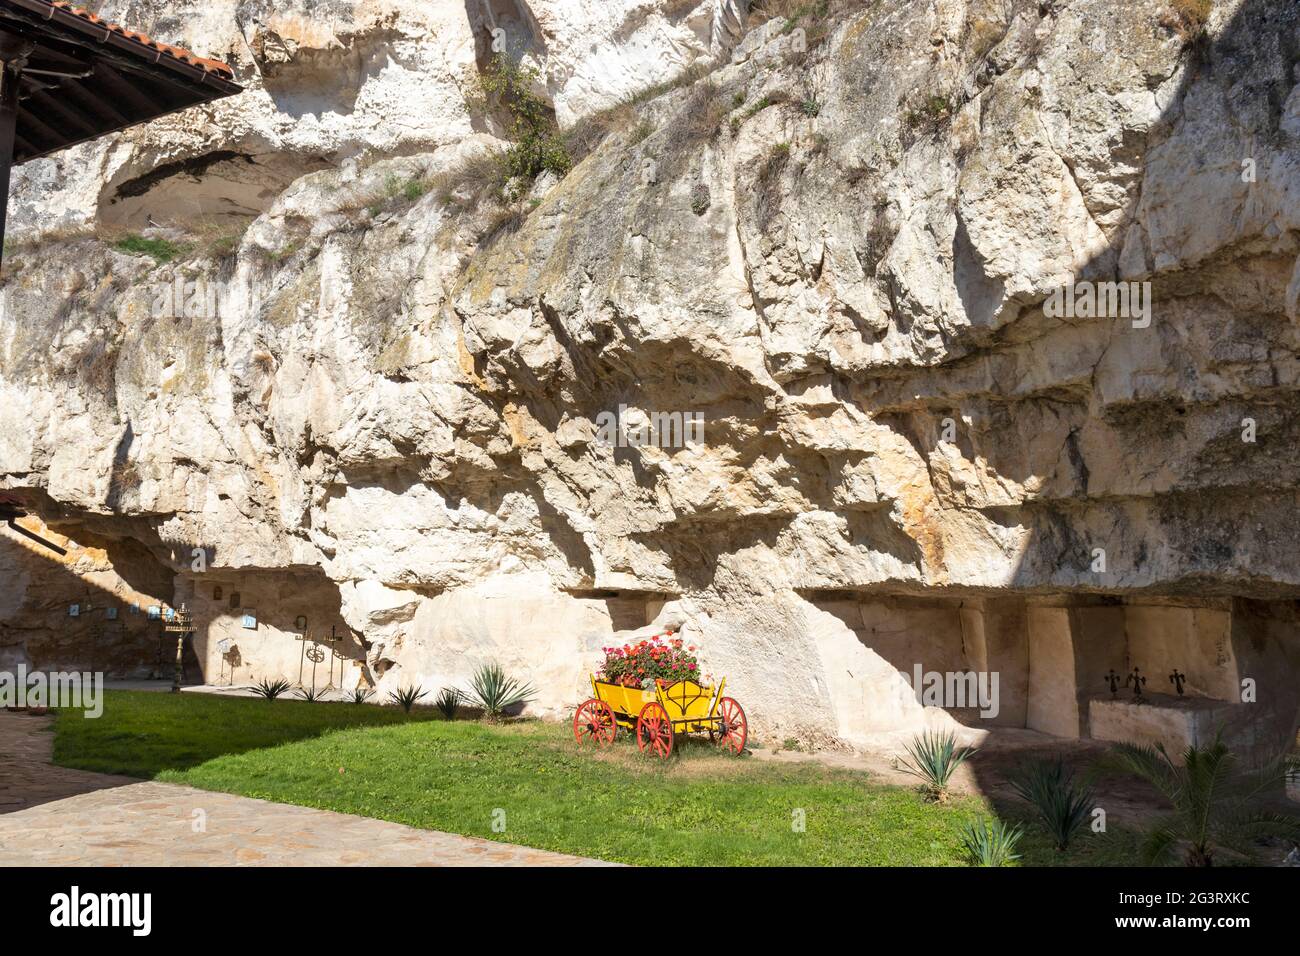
[44,1,235,80]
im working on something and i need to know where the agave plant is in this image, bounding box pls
[960,815,1024,867]
[466,661,536,720]
[295,685,327,703]
[248,677,292,700]
[895,730,976,803]
[1009,758,1094,851]
[387,684,428,713]
[435,686,463,720]
[1108,732,1300,866]
[350,686,375,705]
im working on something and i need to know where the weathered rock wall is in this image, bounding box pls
[0,514,173,677]
[1,0,1298,750]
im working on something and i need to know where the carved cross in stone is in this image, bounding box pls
[1169,669,1187,695]
[1104,669,1122,698]
[1126,667,1146,699]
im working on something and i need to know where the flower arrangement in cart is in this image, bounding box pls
[597,633,703,690]
[573,630,747,760]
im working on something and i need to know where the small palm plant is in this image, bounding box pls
[1108,732,1300,866]
[295,685,327,703]
[1009,758,1095,851]
[960,816,1024,867]
[387,685,428,713]
[895,730,976,803]
[249,677,292,700]
[466,661,537,721]
[350,686,374,704]
[435,686,463,720]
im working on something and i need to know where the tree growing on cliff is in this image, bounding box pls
[478,56,571,198]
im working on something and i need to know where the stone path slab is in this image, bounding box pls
[0,712,614,867]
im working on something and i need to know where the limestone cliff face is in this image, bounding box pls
[2,0,1299,749]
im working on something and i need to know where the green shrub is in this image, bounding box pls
[350,687,374,704]
[435,686,463,720]
[960,816,1024,866]
[479,56,571,196]
[248,678,292,700]
[467,662,536,720]
[1009,759,1094,851]
[895,730,975,803]
[295,685,327,703]
[387,685,428,713]
[402,178,430,202]
[1108,732,1300,866]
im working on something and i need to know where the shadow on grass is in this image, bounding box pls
[52,689,442,777]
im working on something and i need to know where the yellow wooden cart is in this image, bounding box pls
[573,675,747,758]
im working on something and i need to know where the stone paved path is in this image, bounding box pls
[0,712,614,866]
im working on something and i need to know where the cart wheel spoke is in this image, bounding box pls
[573,699,616,746]
[635,702,674,759]
[713,697,747,755]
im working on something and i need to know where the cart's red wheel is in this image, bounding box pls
[635,702,674,759]
[573,698,616,746]
[715,697,748,755]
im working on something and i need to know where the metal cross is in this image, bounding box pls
[1169,669,1187,696]
[304,636,326,694]
[1126,666,1146,699]
[294,621,311,687]
[321,625,344,691]
[1104,669,1122,698]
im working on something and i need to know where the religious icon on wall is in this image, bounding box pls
[241,611,258,630]
[148,606,161,619]
[68,604,79,617]
[106,607,118,620]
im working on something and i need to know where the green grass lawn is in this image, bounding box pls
[52,690,1141,866]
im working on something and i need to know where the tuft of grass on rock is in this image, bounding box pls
[112,233,189,265]
[1161,0,1213,43]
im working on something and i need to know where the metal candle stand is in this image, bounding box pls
[321,625,344,691]
[161,605,195,694]
[293,615,310,688]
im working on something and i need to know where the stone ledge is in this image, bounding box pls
[1088,692,1251,762]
